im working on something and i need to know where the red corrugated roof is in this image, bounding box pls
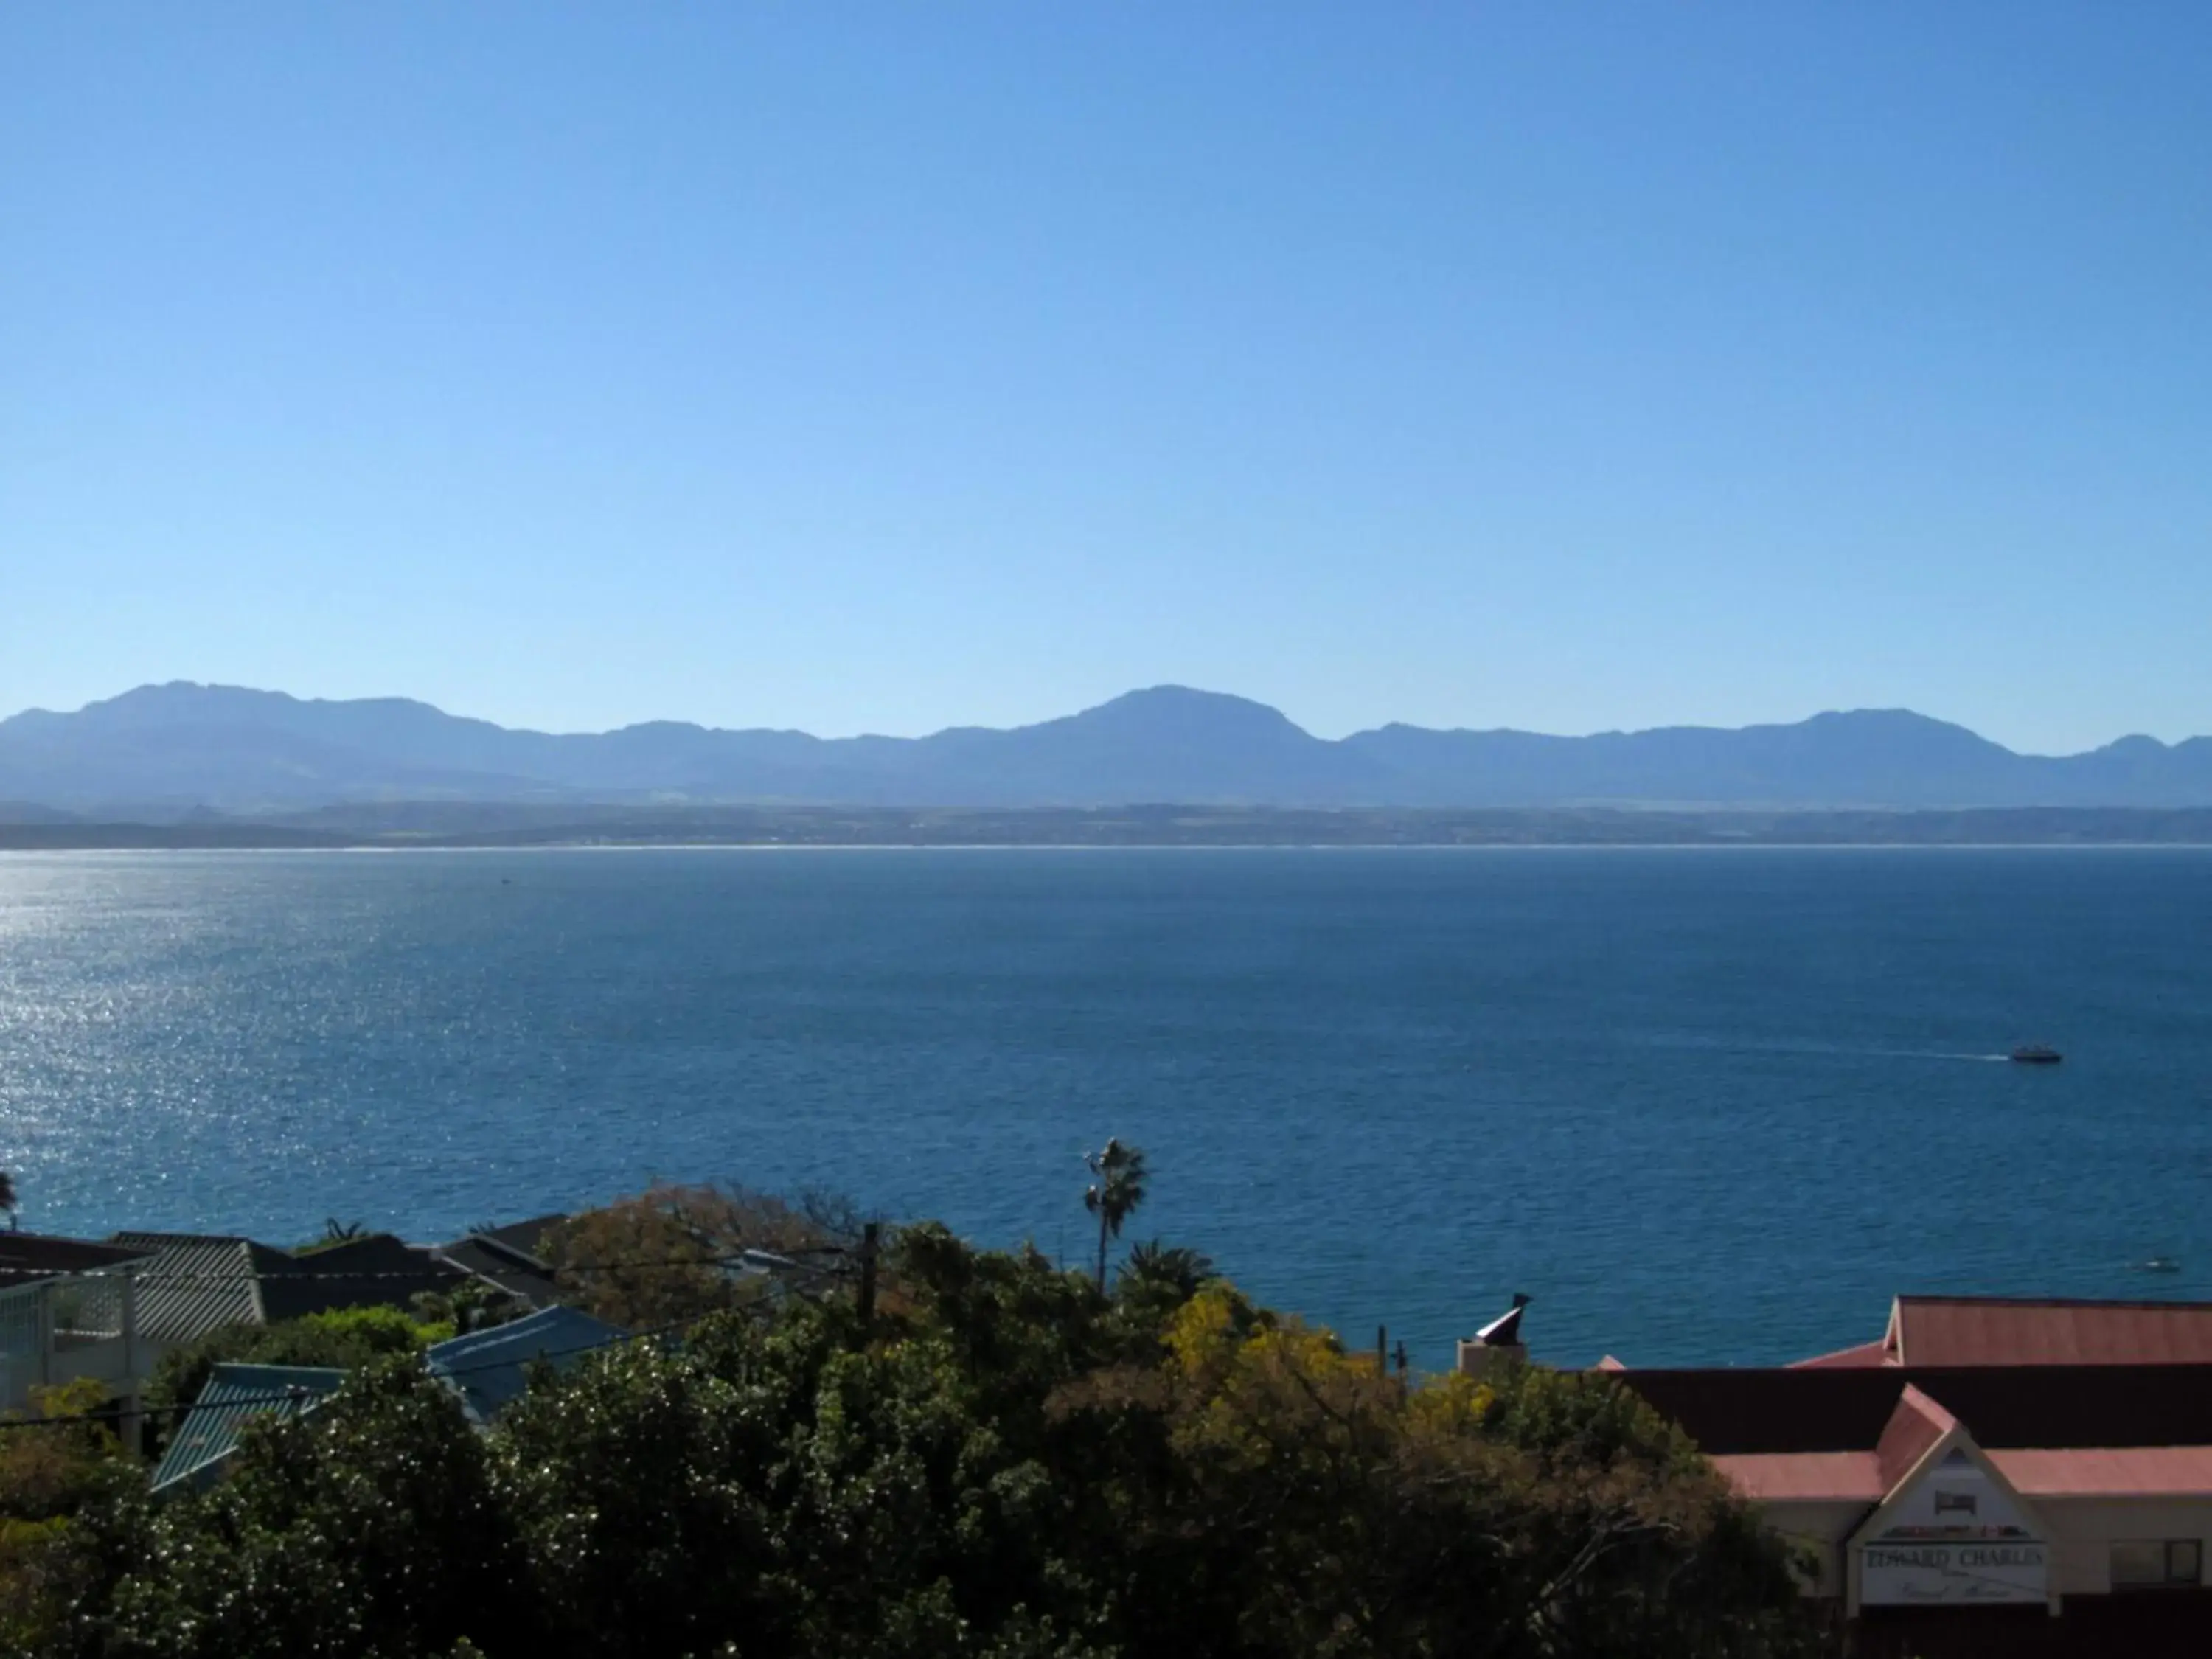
[1708,1446,2212,1503]
[1896,1296,2212,1367]
[1874,1385,1954,1491]
[1991,1446,2212,1498]
[1789,1339,1894,1370]
[1710,1451,1886,1502]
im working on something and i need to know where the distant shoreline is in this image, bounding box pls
[8,805,2212,854]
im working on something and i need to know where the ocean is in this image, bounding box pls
[1,846,2207,1368]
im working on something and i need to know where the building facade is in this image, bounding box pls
[1599,1296,2212,1658]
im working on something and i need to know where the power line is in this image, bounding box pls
[0,1248,877,1434]
[0,1311,757,1434]
[1,1241,862,1286]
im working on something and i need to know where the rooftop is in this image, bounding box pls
[1784,1294,2212,1369]
[0,1232,150,1288]
[1620,1363,2212,1457]
[1886,1294,2212,1368]
[432,1214,569,1312]
[150,1362,347,1495]
[423,1304,626,1425]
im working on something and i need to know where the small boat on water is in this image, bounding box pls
[2009,1044,2063,1065]
[2140,1256,2183,1275]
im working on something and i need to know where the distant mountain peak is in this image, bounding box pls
[3,684,2209,813]
[1066,685,1313,737]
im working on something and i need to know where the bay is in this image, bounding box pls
[1,846,2206,1368]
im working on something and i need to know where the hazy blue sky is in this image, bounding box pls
[6,5,2209,751]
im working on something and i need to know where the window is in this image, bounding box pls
[2112,1540,2202,1590]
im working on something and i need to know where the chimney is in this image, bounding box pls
[1456,1293,1531,1381]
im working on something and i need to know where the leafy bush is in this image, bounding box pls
[142,1304,446,1460]
[0,1380,147,1659]
[111,1359,521,1659]
[61,1229,1820,1659]
[538,1182,863,1329]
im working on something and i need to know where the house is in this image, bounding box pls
[148,1363,346,1495]
[147,1306,628,1496]
[1598,1295,2212,1658]
[423,1304,626,1425]
[113,1231,472,1339]
[430,1214,569,1312]
[0,1228,490,1436]
[1792,1294,2212,1369]
[0,1233,159,1408]
[0,1231,151,1290]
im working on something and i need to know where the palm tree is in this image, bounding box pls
[1121,1239,1213,1301]
[1082,1138,1148,1288]
[0,1171,16,1232]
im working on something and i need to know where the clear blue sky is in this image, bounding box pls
[6,4,2209,753]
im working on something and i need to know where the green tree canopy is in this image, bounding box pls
[47,1227,1818,1659]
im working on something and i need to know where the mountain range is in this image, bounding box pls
[3,682,2211,815]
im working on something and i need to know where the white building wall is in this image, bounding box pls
[2037,1497,2212,1599]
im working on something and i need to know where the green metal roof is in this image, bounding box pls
[150,1362,347,1495]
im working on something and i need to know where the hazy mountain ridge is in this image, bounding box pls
[3,681,2210,812]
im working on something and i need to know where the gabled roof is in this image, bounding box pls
[0,1233,151,1288]
[1638,1368,2212,1507]
[150,1363,346,1495]
[111,1234,286,1342]
[1874,1384,1954,1492]
[105,1231,470,1340]
[1889,1295,2212,1367]
[424,1306,625,1425]
[428,1215,568,1311]
[1616,1363,2212,1458]
[431,1238,562,1310]
[459,1214,566,1263]
[260,1234,465,1322]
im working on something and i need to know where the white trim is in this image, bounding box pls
[1847,1423,2057,1616]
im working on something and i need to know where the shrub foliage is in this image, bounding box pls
[4,1214,1821,1659]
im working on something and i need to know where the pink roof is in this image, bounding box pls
[1896,1297,2212,1367]
[1711,1452,1886,1502]
[1875,1385,1955,1490]
[1789,1339,1894,1370]
[1714,1445,2212,1504]
[1992,1447,2212,1498]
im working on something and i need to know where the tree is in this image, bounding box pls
[0,1171,18,1232]
[1081,1140,1147,1289]
[1119,1240,1211,1299]
[49,1214,1823,1659]
[409,1279,531,1336]
[539,1182,861,1329]
[1113,1240,1214,1335]
[1049,1283,1821,1659]
[0,1380,147,1659]
[293,1218,366,1253]
[109,1359,525,1659]
[140,1305,443,1462]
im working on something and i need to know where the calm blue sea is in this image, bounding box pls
[2,848,2208,1369]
